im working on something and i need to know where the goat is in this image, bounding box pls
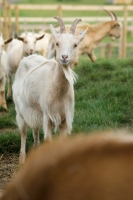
[47,10,122,69]
[6,31,44,98]
[0,34,12,110]
[35,31,51,57]
[12,17,88,164]
[1,130,133,200]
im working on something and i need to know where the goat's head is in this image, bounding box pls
[105,10,122,40]
[17,31,44,55]
[0,33,12,55]
[50,17,88,66]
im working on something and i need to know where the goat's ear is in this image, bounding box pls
[36,34,45,41]
[16,37,24,42]
[112,22,122,29]
[4,38,13,45]
[50,24,58,40]
[17,37,24,42]
[77,27,88,43]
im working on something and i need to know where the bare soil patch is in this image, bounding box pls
[0,153,19,196]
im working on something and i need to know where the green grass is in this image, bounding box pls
[73,57,133,132]
[1,58,133,153]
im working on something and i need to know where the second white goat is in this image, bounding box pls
[6,31,44,98]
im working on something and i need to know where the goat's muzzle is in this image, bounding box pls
[60,56,70,65]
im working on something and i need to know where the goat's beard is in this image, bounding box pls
[110,36,116,40]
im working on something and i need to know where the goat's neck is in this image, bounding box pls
[54,63,76,88]
[92,22,111,44]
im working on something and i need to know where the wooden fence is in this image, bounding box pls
[0,0,133,59]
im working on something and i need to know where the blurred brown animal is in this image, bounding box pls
[1,130,133,200]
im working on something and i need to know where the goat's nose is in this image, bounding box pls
[30,49,33,54]
[62,55,68,59]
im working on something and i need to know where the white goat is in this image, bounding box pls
[1,131,133,200]
[6,31,44,98]
[12,17,88,164]
[0,34,12,110]
[35,31,51,57]
[47,10,122,68]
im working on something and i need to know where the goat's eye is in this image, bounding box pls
[114,24,120,28]
[73,44,77,48]
[56,42,59,46]
[24,40,27,44]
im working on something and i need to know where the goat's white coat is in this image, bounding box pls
[0,34,12,109]
[13,20,87,164]
[35,32,51,57]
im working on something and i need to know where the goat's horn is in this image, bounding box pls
[69,18,82,35]
[111,11,117,21]
[104,9,114,21]
[54,16,66,34]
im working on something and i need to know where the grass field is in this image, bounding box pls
[0,57,133,154]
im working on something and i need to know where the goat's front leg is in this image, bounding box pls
[88,51,97,62]
[32,129,40,147]
[16,112,27,165]
[43,115,52,142]
[7,74,12,98]
[71,53,79,70]
[59,119,70,139]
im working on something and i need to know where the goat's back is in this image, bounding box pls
[1,131,133,200]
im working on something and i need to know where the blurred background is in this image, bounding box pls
[0,0,133,58]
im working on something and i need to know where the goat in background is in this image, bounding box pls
[6,31,44,98]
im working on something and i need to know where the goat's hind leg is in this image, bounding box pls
[0,79,7,110]
[16,112,27,165]
[7,74,12,98]
[0,91,7,110]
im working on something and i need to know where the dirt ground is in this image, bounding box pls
[0,153,19,196]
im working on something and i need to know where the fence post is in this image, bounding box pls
[58,5,62,17]
[0,1,2,34]
[121,5,128,59]
[100,45,105,58]
[107,43,112,58]
[7,4,11,37]
[3,0,8,39]
[15,5,19,35]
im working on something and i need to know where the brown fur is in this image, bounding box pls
[1,130,133,200]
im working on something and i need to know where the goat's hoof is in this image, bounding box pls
[44,137,52,143]
[19,153,26,166]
